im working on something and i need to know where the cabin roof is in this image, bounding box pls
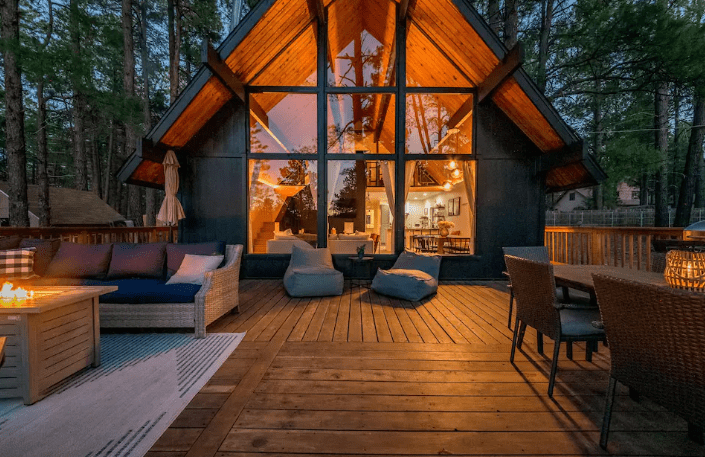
[118,0,604,191]
[0,183,126,226]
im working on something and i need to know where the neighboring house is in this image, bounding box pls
[551,188,592,212]
[118,0,605,278]
[616,182,641,206]
[0,183,126,227]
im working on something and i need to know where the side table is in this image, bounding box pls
[348,256,374,288]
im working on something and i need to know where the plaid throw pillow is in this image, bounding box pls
[0,248,37,280]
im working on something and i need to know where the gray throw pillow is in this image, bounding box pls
[392,250,441,278]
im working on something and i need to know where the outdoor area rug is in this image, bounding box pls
[0,332,245,457]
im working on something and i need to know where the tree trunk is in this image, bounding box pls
[141,0,157,226]
[487,0,501,35]
[503,0,518,49]
[592,84,604,209]
[89,120,102,197]
[35,0,53,226]
[123,0,141,224]
[70,0,88,191]
[104,120,114,203]
[37,80,51,226]
[168,0,182,103]
[675,95,705,226]
[654,82,671,227]
[536,0,554,93]
[696,144,705,208]
[1,0,30,226]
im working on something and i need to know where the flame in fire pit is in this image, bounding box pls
[0,282,34,301]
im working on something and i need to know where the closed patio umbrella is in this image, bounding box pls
[157,150,186,229]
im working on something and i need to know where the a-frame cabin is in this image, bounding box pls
[118,0,604,279]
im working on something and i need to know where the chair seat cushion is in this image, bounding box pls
[79,278,202,304]
[283,266,343,297]
[371,268,438,301]
[559,308,605,337]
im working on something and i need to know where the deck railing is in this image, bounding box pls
[544,226,684,270]
[0,226,177,244]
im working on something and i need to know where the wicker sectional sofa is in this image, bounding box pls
[3,237,242,338]
[99,244,243,338]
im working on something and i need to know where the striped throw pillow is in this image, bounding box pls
[0,248,37,280]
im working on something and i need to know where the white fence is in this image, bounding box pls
[545,208,705,227]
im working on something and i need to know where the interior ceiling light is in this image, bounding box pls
[452,169,460,178]
[448,161,457,170]
[443,181,452,191]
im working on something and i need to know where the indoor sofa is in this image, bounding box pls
[2,237,242,338]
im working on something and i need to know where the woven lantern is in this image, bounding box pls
[664,250,705,291]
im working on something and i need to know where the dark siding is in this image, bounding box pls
[473,101,545,277]
[178,99,247,246]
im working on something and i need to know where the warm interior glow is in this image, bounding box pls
[452,169,460,178]
[443,181,452,191]
[448,161,457,169]
[0,282,34,301]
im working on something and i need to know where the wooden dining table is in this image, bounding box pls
[553,264,668,304]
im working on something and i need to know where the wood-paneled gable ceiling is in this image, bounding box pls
[120,0,601,192]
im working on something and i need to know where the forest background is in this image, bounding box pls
[1,0,705,227]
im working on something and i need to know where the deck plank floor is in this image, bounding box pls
[146,280,705,457]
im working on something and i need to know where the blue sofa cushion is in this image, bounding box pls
[44,241,112,279]
[79,278,202,304]
[166,242,225,278]
[20,238,60,277]
[107,242,167,279]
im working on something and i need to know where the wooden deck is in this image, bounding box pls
[147,280,704,456]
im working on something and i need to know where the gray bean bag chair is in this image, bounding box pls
[283,245,343,297]
[371,250,441,301]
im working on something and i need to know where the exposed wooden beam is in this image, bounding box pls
[202,39,246,101]
[306,0,325,23]
[477,43,523,104]
[201,39,291,154]
[398,0,411,20]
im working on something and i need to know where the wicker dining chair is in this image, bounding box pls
[504,255,606,398]
[502,246,551,329]
[592,274,705,448]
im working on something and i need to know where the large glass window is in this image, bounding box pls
[250,21,318,86]
[406,23,472,87]
[406,93,473,154]
[327,0,397,87]
[404,160,476,254]
[328,160,395,254]
[244,0,478,257]
[250,93,317,154]
[248,160,318,254]
[327,94,395,154]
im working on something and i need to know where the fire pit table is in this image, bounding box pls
[0,285,117,404]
